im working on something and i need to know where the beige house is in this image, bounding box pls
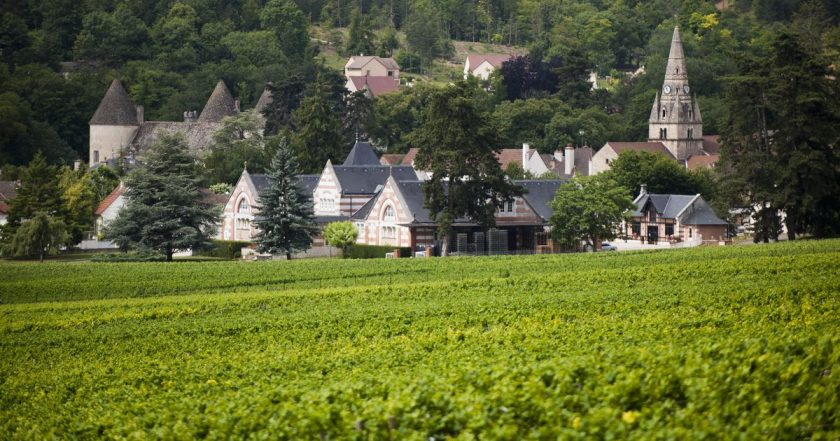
[463,54,513,80]
[626,185,728,244]
[344,56,400,79]
[591,142,675,174]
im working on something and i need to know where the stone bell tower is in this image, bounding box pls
[648,26,703,161]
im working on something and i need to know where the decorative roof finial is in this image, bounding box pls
[243,160,248,171]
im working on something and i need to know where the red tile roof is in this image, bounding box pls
[348,76,400,97]
[95,183,125,215]
[687,154,720,170]
[467,54,513,70]
[496,149,524,169]
[702,135,721,154]
[402,148,419,165]
[380,154,405,165]
[0,200,9,215]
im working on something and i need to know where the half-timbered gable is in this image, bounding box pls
[627,186,727,244]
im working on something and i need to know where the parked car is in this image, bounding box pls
[600,242,617,251]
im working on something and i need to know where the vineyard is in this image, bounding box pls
[1,240,839,439]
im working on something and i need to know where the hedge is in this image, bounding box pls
[344,244,412,259]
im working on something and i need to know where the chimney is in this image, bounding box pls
[522,143,530,170]
[73,159,81,171]
[640,184,648,197]
[135,105,144,124]
[564,143,575,176]
[234,99,240,112]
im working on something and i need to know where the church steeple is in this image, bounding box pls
[648,25,704,161]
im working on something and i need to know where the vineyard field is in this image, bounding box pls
[1,240,839,439]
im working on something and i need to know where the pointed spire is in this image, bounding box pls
[342,139,380,166]
[90,79,139,125]
[664,26,688,85]
[198,80,238,123]
[254,85,273,113]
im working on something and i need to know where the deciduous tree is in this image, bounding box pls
[322,221,357,257]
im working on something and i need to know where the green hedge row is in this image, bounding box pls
[345,244,412,259]
[195,240,253,259]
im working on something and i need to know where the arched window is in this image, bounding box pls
[237,198,250,214]
[383,205,395,222]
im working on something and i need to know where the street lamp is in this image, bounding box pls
[578,129,586,148]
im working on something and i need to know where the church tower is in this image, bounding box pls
[648,26,703,161]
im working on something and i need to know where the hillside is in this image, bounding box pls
[2,241,839,437]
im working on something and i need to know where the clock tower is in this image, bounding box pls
[648,26,703,161]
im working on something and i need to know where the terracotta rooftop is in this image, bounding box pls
[379,154,405,165]
[467,54,513,70]
[687,154,720,170]
[95,183,125,215]
[348,76,400,97]
[702,135,721,154]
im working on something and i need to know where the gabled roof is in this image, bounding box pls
[199,188,230,206]
[634,193,726,225]
[348,76,400,97]
[350,194,378,220]
[393,180,433,223]
[686,154,719,170]
[604,142,675,160]
[467,54,513,70]
[95,183,125,215]
[515,180,566,220]
[90,79,138,125]
[0,181,18,201]
[343,140,380,166]
[198,80,238,123]
[254,86,272,113]
[346,56,400,70]
[332,165,417,195]
[379,154,405,165]
[129,121,219,153]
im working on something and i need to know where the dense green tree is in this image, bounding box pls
[105,133,219,261]
[260,0,309,60]
[3,211,68,261]
[221,31,286,67]
[289,74,347,172]
[253,139,318,259]
[73,5,149,64]
[203,110,268,184]
[345,7,376,56]
[410,81,523,256]
[549,174,634,251]
[322,221,357,257]
[58,165,96,247]
[606,150,708,198]
[344,90,374,140]
[404,6,451,62]
[3,152,64,228]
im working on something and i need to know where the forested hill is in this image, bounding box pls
[1,0,839,168]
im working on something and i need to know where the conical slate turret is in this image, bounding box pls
[90,79,138,125]
[198,80,238,123]
[254,86,273,114]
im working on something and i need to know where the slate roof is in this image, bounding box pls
[333,165,417,195]
[254,86,272,113]
[198,80,238,123]
[343,140,381,166]
[701,135,721,154]
[605,141,675,159]
[0,181,18,201]
[250,174,319,197]
[346,56,400,70]
[95,183,125,215]
[350,196,378,220]
[467,54,513,70]
[515,180,566,220]
[348,76,400,96]
[394,180,433,223]
[633,193,726,225]
[129,122,219,152]
[90,79,138,125]
[199,188,230,206]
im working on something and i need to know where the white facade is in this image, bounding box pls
[89,125,138,165]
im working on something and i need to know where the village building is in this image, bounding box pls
[625,185,728,244]
[463,54,513,80]
[593,26,720,172]
[351,177,565,254]
[344,55,400,97]
[88,79,270,166]
[0,180,18,226]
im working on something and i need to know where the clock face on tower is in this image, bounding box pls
[663,85,671,94]
[683,85,690,94]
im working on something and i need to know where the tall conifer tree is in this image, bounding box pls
[253,138,318,260]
